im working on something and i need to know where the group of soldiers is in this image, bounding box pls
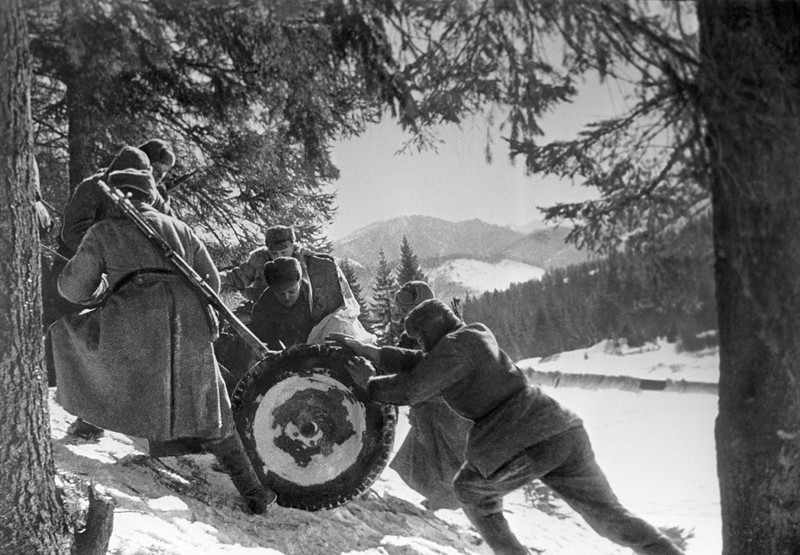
[41,142,685,554]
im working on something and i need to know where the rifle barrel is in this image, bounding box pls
[97,181,272,360]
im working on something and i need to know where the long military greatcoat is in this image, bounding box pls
[50,204,233,442]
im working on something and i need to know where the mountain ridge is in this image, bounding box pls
[331,215,593,299]
[332,215,591,270]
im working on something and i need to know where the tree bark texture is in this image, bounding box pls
[0,0,70,552]
[700,1,800,553]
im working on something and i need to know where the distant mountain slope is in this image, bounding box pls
[501,226,594,268]
[332,215,588,269]
[332,215,594,300]
[507,219,550,234]
[426,258,547,300]
[332,215,524,267]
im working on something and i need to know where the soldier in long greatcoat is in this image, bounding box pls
[50,167,275,514]
[45,145,177,389]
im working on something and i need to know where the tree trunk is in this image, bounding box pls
[0,0,70,552]
[61,0,99,191]
[699,1,800,552]
[65,74,97,191]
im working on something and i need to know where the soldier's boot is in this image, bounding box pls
[204,433,277,514]
[462,509,529,555]
[68,417,105,440]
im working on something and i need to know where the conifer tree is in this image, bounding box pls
[339,258,371,331]
[370,249,399,346]
[395,235,426,286]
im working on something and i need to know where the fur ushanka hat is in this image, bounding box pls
[106,146,151,175]
[395,281,435,313]
[264,225,296,252]
[138,139,176,168]
[264,256,302,293]
[405,299,462,347]
[107,168,157,203]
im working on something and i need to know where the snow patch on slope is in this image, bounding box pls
[426,258,546,295]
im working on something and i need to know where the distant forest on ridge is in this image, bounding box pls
[451,216,716,361]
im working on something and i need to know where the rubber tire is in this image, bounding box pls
[231,343,397,511]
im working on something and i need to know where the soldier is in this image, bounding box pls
[389,281,471,511]
[45,145,176,392]
[249,257,315,351]
[394,281,436,349]
[49,165,275,514]
[328,299,683,555]
[217,225,366,388]
[59,145,173,258]
[137,138,177,204]
[220,225,293,305]
[221,225,356,311]
[249,256,374,351]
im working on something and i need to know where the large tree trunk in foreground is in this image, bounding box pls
[700,1,800,552]
[0,0,69,552]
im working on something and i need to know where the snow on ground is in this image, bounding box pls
[425,258,546,294]
[50,338,720,554]
[519,338,720,383]
[517,338,721,554]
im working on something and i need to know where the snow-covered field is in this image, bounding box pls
[517,339,720,554]
[50,338,720,554]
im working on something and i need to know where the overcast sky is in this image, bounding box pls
[324,76,628,241]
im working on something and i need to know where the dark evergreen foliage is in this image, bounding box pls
[368,249,399,346]
[464,215,716,360]
[395,235,426,285]
[26,0,417,248]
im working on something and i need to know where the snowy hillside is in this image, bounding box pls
[425,258,547,298]
[331,215,589,302]
[50,339,720,554]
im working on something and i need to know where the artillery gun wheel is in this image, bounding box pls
[231,344,396,511]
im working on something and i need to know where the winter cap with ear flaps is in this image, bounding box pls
[264,225,296,251]
[107,169,157,202]
[395,281,435,312]
[404,299,462,345]
[263,256,302,292]
[107,146,151,174]
[138,139,176,168]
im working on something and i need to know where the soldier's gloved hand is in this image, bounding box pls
[327,333,365,355]
[346,359,376,392]
[326,333,381,364]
